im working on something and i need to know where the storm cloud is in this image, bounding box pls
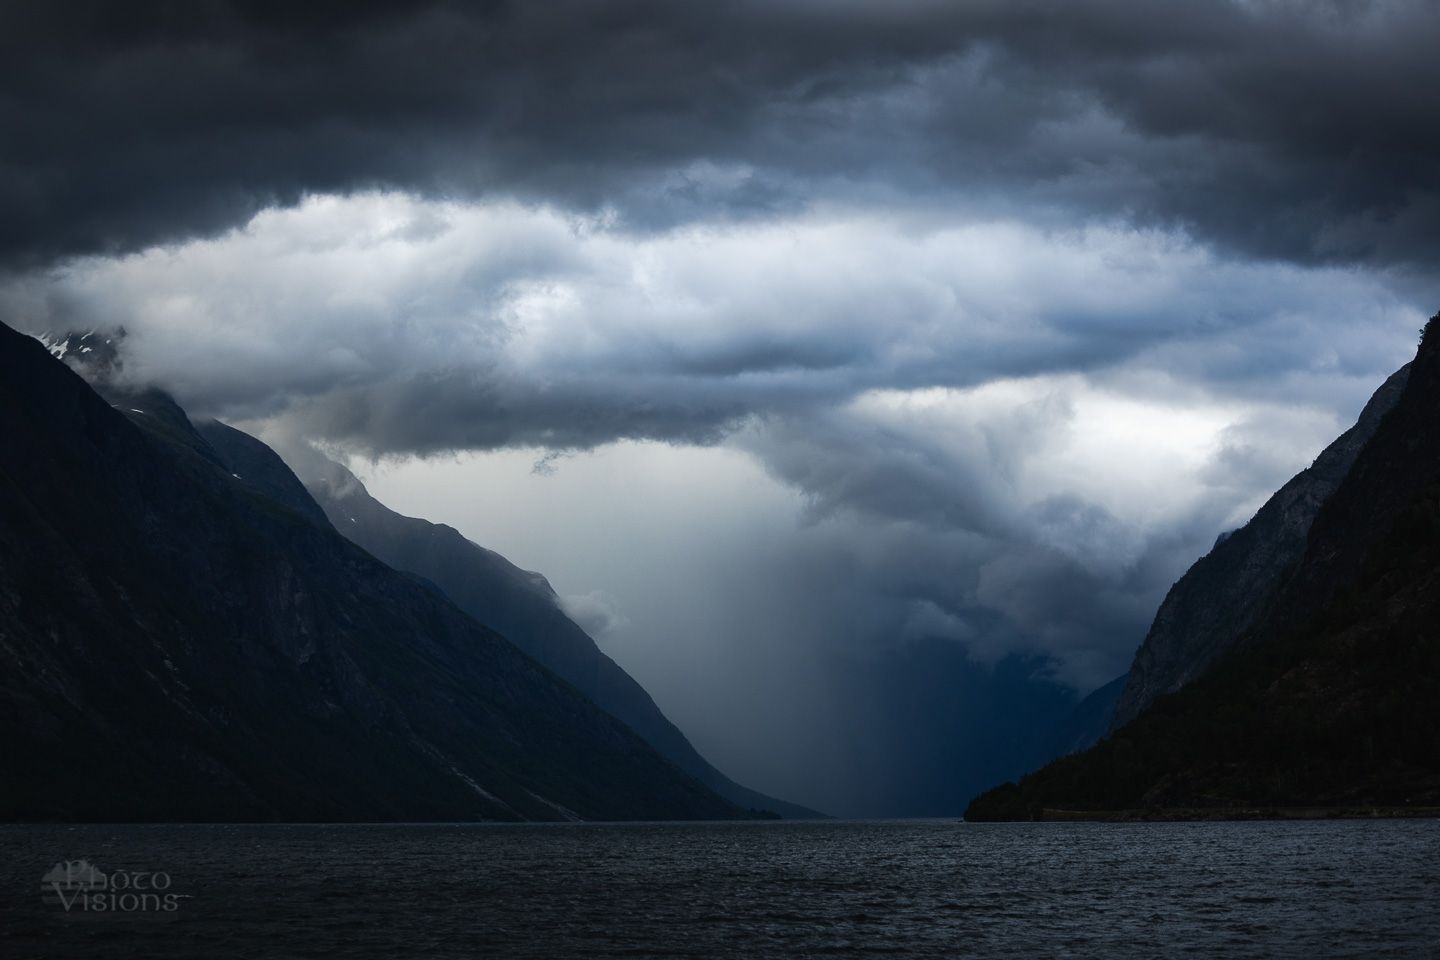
[4,1,1440,268]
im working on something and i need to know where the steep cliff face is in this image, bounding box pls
[0,320,744,822]
[967,316,1440,819]
[272,445,821,819]
[1110,362,1411,728]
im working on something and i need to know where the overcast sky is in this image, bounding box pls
[3,0,1435,806]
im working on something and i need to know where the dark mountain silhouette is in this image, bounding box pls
[253,441,820,819]
[967,314,1440,820]
[0,319,746,822]
[1110,362,1412,729]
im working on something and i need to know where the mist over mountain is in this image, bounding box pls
[235,437,820,819]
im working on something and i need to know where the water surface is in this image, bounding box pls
[2,819,1436,958]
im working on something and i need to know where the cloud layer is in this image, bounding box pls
[6,193,1419,452]
[4,193,1421,700]
[4,1,1440,270]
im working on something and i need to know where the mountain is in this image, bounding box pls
[1046,674,1126,757]
[198,418,334,529]
[251,441,821,819]
[1110,362,1411,728]
[35,328,124,378]
[967,315,1440,819]
[0,319,745,822]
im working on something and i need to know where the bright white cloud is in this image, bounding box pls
[4,193,1419,449]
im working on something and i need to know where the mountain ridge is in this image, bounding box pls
[0,318,746,822]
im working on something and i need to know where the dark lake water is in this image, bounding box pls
[2,819,1437,958]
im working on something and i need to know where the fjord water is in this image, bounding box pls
[3,820,1436,958]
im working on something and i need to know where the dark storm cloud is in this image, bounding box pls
[289,370,758,453]
[4,1,1440,268]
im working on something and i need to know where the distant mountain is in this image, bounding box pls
[276,440,1133,820]
[967,314,1440,819]
[0,319,745,822]
[818,640,1082,818]
[1109,361,1411,728]
[258,441,821,820]
[1046,674,1125,758]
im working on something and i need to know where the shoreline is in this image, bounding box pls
[1005,806,1440,822]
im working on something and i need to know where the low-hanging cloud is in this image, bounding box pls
[4,192,1419,458]
[5,191,1419,696]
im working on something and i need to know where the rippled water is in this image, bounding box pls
[2,819,1437,958]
